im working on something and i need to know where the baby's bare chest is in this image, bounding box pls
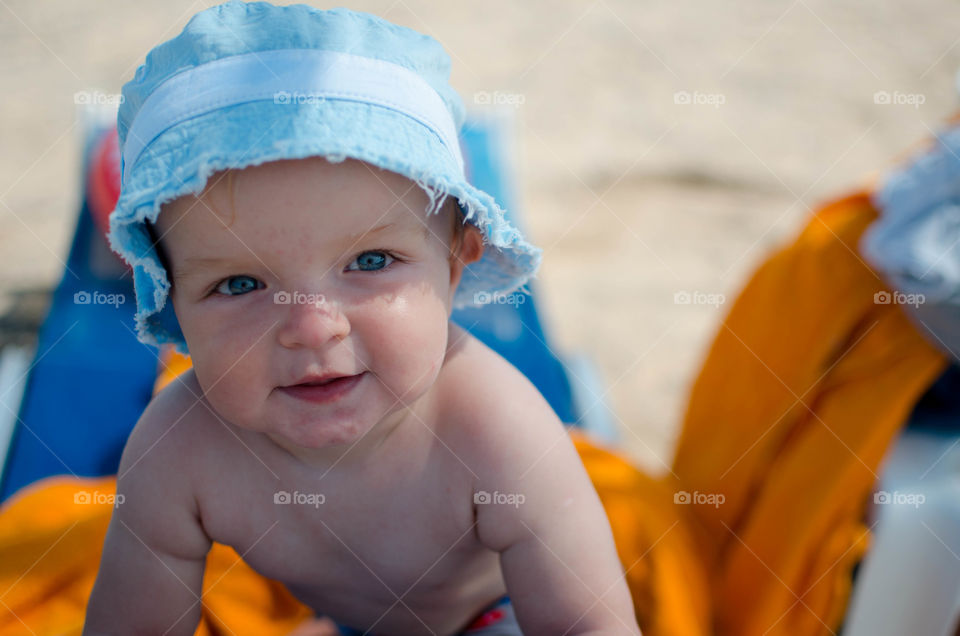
[193,435,498,612]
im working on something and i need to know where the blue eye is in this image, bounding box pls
[214,275,262,296]
[347,250,395,272]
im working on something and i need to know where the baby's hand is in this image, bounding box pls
[287,616,341,635]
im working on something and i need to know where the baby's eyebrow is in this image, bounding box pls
[176,256,247,278]
[175,219,430,277]
[343,219,430,245]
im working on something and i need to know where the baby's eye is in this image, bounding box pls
[346,250,395,272]
[213,275,263,296]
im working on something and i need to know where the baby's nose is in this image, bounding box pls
[275,291,350,349]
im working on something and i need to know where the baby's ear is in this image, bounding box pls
[458,223,484,266]
[447,223,484,305]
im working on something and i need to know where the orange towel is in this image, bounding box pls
[671,191,947,635]
[0,476,313,635]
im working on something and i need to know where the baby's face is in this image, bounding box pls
[154,157,482,457]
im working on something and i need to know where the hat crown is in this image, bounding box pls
[117,1,464,150]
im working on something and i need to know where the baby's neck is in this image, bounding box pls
[264,391,430,472]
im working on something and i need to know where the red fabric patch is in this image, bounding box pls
[467,608,504,629]
[88,128,121,242]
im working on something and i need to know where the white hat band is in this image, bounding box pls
[121,47,464,184]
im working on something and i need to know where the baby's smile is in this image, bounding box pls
[276,371,367,404]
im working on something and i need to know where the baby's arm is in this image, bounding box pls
[83,390,212,635]
[470,385,642,635]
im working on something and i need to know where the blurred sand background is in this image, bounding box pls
[1,0,958,474]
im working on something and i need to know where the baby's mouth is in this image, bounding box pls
[285,372,359,387]
[296,377,342,387]
[278,372,366,404]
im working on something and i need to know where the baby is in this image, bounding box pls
[83,3,641,635]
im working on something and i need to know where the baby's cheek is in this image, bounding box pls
[366,304,447,388]
[191,350,265,426]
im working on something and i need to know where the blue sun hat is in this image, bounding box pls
[107,0,542,355]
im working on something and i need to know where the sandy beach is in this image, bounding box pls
[1,0,958,473]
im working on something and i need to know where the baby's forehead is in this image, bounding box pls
[154,177,459,269]
[158,157,455,234]
[220,156,421,200]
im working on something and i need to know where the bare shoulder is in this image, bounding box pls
[436,322,574,484]
[113,367,213,559]
[438,323,600,553]
[121,367,213,479]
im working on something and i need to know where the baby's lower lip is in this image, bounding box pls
[278,373,365,404]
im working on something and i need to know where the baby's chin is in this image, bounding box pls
[257,403,374,447]
[277,418,371,449]
[256,421,375,470]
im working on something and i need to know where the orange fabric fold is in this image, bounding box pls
[570,432,712,636]
[671,192,947,635]
[0,476,313,635]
